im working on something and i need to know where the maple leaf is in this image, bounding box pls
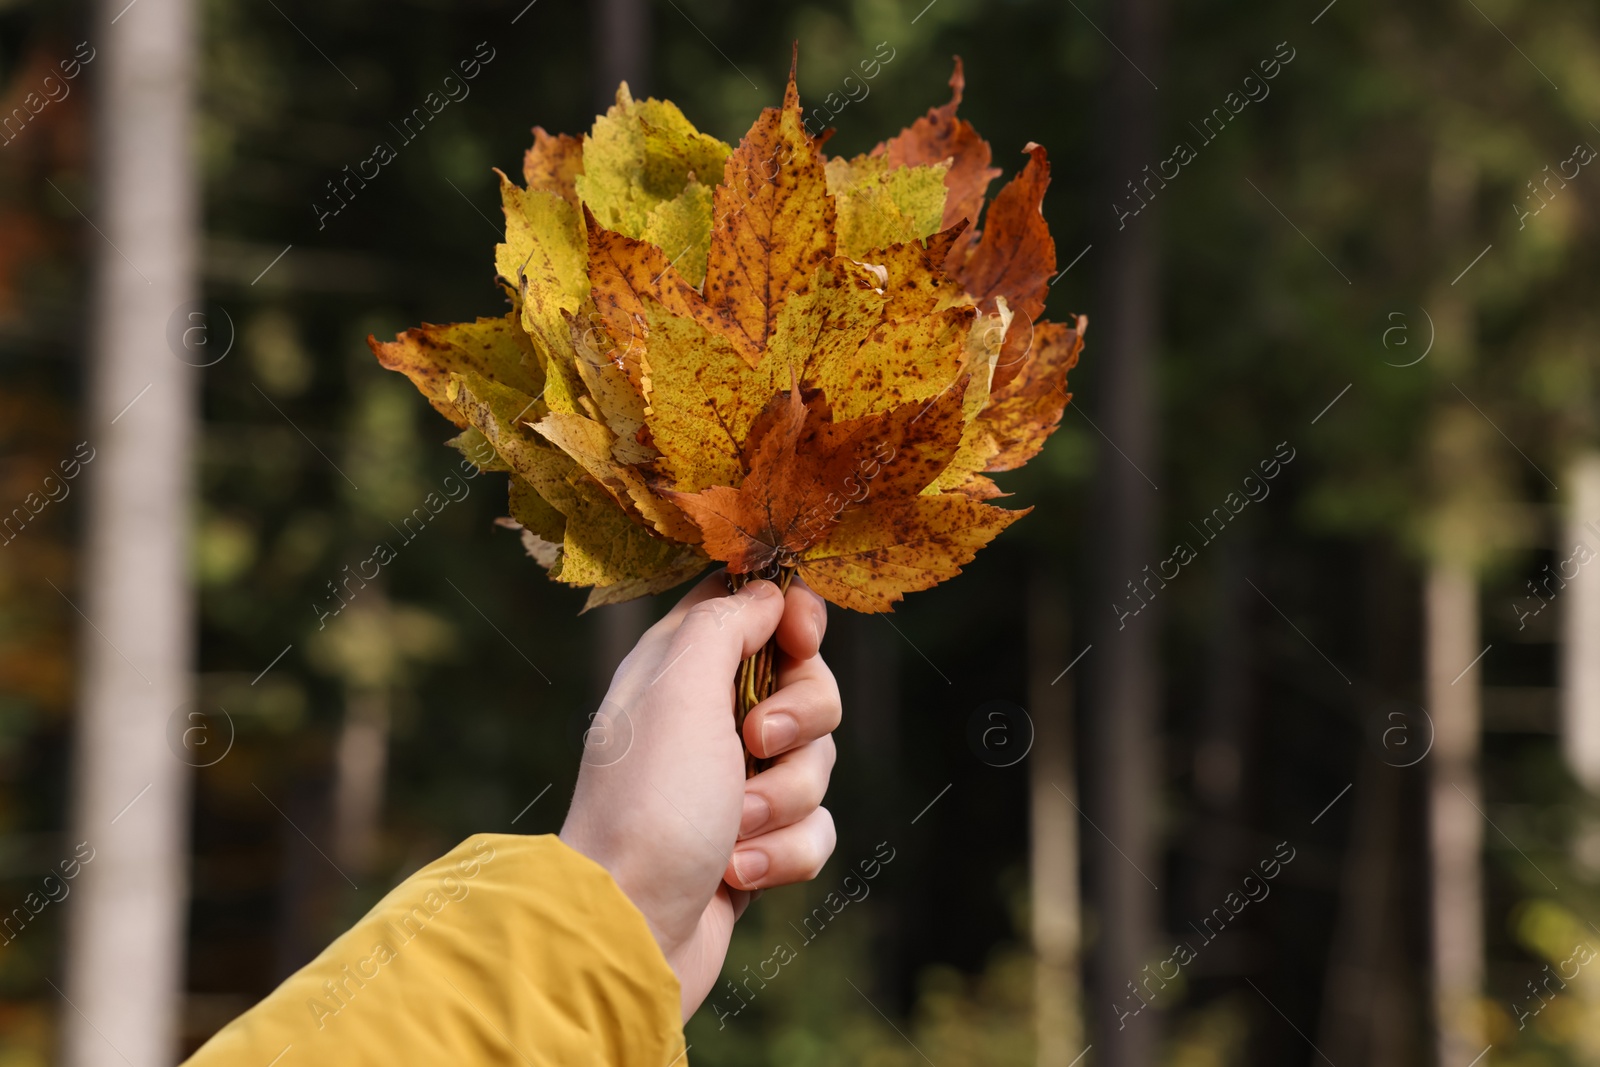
[449,372,706,602]
[798,494,1029,612]
[494,173,588,413]
[945,143,1056,392]
[824,155,949,258]
[980,315,1086,471]
[874,58,1001,264]
[522,126,583,205]
[369,313,543,428]
[574,84,729,278]
[700,61,836,362]
[668,383,968,574]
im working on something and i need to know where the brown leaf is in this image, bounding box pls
[946,143,1055,322]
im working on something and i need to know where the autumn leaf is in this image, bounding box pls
[533,409,702,544]
[522,127,583,205]
[874,58,1000,263]
[811,303,975,421]
[635,304,787,493]
[872,225,971,319]
[494,173,589,412]
[369,313,543,428]
[980,315,1085,471]
[798,494,1029,612]
[701,64,836,362]
[944,143,1056,391]
[505,474,566,550]
[825,155,949,258]
[574,84,729,248]
[668,383,968,574]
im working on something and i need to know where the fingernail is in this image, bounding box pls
[743,579,778,598]
[760,713,798,756]
[731,848,769,887]
[740,792,771,836]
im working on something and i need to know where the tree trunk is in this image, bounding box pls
[1315,543,1423,1067]
[593,0,651,109]
[1422,144,1488,1067]
[1561,452,1600,791]
[62,0,198,1063]
[1426,564,1486,1067]
[333,688,390,878]
[1086,0,1162,1056]
[1315,760,1413,1067]
[1030,575,1083,1066]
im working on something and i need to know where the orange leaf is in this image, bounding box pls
[982,315,1085,471]
[946,143,1057,391]
[701,58,836,363]
[669,384,968,574]
[874,58,1001,263]
[946,142,1055,322]
[523,127,584,206]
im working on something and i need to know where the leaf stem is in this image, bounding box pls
[728,562,796,778]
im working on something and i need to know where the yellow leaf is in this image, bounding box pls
[638,305,789,493]
[872,225,972,320]
[507,474,566,546]
[574,83,730,238]
[566,308,653,465]
[448,427,511,474]
[448,371,574,512]
[812,304,975,421]
[494,172,589,415]
[455,373,703,591]
[368,313,542,428]
[641,179,716,288]
[534,410,701,544]
[554,468,704,590]
[767,257,887,386]
[581,554,707,612]
[825,155,949,259]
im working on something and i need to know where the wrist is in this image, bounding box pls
[558,822,681,960]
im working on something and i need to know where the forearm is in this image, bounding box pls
[184,834,686,1066]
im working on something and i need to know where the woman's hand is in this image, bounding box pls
[559,572,841,1020]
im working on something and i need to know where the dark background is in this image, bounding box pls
[3,0,1598,1063]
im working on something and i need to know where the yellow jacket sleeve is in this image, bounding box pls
[183,833,687,1066]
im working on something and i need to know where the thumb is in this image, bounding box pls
[667,578,786,681]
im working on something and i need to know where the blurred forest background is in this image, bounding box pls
[3,0,1600,1064]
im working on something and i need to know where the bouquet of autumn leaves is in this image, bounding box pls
[371,56,1083,748]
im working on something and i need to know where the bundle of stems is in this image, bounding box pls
[727,563,797,778]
